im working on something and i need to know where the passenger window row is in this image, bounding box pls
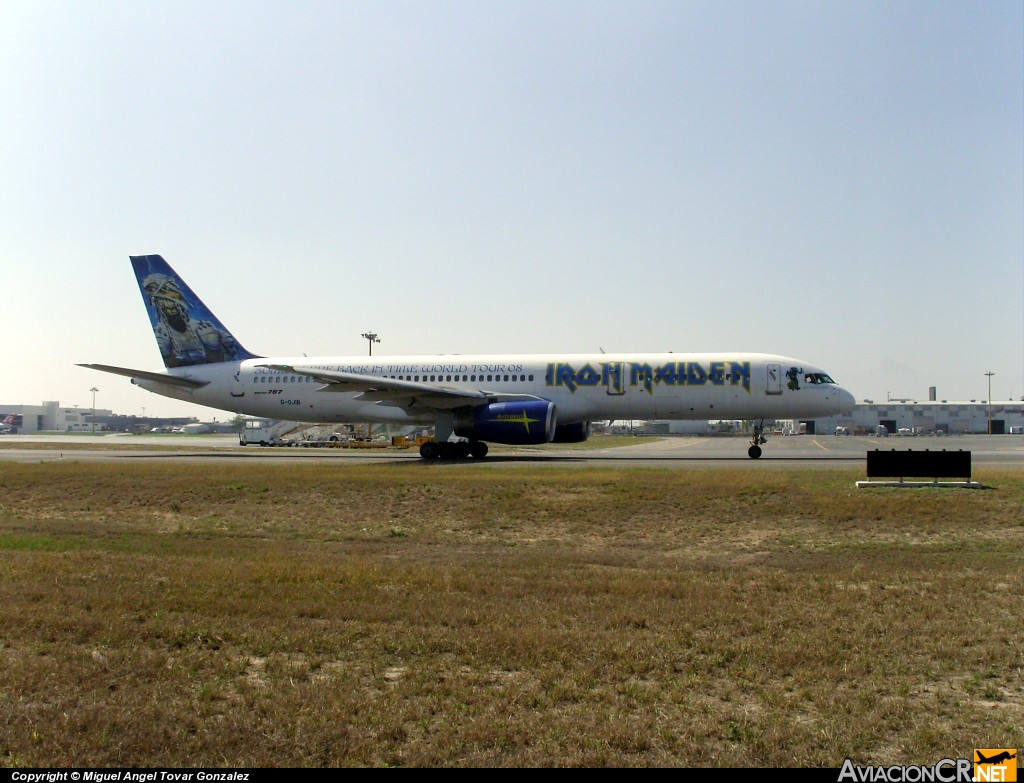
[255,374,536,384]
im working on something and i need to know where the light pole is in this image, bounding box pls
[361,331,380,356]
[984,371,994,434]
[360,332,381,439]
[90,387,99,433]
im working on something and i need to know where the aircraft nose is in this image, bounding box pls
[839,387,856,411]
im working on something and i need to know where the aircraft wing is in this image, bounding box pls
[259,363,541,409]
[77,363,209,389]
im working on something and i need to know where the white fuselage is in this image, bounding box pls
[135,352,855,426]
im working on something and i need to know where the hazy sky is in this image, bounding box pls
[2,1,1022,419]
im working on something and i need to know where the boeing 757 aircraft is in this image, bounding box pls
[81,255,855,459]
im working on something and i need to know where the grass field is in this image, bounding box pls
[1,462,1021,767]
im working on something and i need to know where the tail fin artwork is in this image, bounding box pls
[131,255,257,368]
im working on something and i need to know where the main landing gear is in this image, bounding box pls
[419,440,489,460]
[748,421,767,459]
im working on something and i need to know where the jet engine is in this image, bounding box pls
[453,400,557,445]
[551,421,590,443]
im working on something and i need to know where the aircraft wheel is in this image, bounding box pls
[455,441,472,459]
[439,442,458,460]
[419,441,439,459]
[747,445,762,459]
[469,441,489,459]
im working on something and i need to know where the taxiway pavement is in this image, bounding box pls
[1,433,1020,471]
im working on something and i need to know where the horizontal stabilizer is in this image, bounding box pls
[77,363,209,389]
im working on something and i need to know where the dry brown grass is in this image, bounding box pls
[0,463,1021,767]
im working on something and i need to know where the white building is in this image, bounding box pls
[0,402,114,433]
[812,400,1024,436]
[656,400,1024,437]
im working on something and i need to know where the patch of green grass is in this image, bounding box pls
[0,533,91,551]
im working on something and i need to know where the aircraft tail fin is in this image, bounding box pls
[130,255,258,368]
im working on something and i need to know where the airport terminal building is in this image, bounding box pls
[0,402,204,434]
[0,401,114,433]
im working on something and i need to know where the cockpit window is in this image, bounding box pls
[803,373,835,385]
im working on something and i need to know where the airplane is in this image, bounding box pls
[80,255,856,459]
[976,752,1016,765]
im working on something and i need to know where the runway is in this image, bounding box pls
[2,433,1021,470]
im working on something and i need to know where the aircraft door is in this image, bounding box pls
[766,363,782,395]
[231,369,245,398]
[604,362,625,396]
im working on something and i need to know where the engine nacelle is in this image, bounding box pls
[454,400,557,445]
[551,421,590,443]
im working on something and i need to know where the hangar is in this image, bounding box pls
[806,399,1024,436]
[657,399,1024,437]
